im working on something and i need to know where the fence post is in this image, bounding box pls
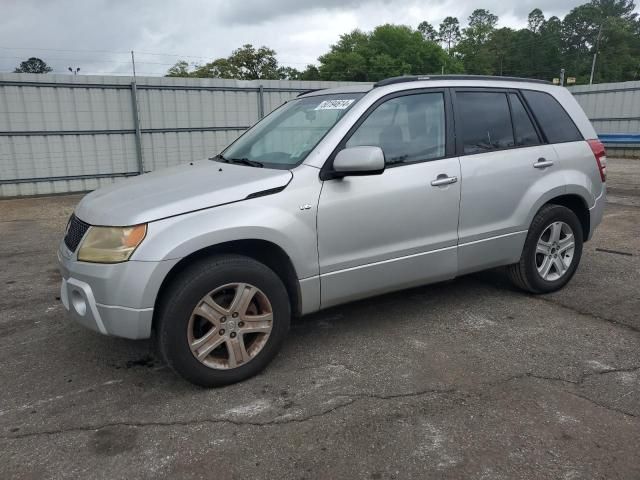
[257,85,265,120]
[130,82,145,174]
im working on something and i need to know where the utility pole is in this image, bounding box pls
[560,68,565,86]
[129,50,144,174]
[589,24,603,85]
[131,50,137,80]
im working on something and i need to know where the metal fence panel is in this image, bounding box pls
[569,81,640,158]
[3,74,637,197]
[140,130,243,172]
[0,73,361,197]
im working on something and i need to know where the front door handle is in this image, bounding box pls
[431,175,458,187]
[533,158,554,169]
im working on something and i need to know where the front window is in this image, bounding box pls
[219,93,365,169]
[345,92,446,166]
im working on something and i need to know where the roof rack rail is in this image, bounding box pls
[373,75,552,88]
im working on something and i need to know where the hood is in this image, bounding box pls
[75,160,293,226]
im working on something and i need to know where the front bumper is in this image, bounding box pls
[60,276,153,339]
[58,244,178,339]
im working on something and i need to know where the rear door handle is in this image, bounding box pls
[533,158,554,169]
[431,175,458,187]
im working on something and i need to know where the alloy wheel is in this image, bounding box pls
[535,221,575,282]
[187,283,273,369]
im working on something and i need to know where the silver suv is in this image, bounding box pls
[59,76,606,386]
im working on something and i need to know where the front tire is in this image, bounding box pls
[157,254,290,387]
[507,204,583,294]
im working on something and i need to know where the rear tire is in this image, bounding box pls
[157,254,290,387]
[507,204,583,294]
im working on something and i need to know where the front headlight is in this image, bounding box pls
[77,224,147,263]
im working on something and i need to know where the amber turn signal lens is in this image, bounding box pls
[123,224,147,248]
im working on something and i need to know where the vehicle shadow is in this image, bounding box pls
[63,267,519,390]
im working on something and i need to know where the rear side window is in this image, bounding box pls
[509,93,540,147]
[457,92,514,154]
[521,90,582,143]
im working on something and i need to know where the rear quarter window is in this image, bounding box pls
[521,90,583,144]
[509,93,541,147]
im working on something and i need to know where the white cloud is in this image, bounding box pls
[0,0,635,76]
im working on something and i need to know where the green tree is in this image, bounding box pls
[441,55,466,74]
[317,24,448,81]
[166,60,191,77]
[318,51,369,81]
[166,44,282,80]
[191,58,235,78]
[528,8,546,33]
[299,65,321,80]
[486,28,516,75]
[14,57,52,74]
[465,9,498,43]
[457,9,499,74]
[594,15,640,82]
[538,16,564,79]
[439,17,461,53]
[277,66,303,80]
[314,29,370,80]
[562,0,639,83]
[418,21,439,42]
[508,9,549,79]
[223,44,280,79]
[162,2,640,84]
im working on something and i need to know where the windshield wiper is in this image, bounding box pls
[211,154,264,168]
[230,158,264,168]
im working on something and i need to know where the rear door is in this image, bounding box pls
[453,89,559,274]
[317,90,461,307]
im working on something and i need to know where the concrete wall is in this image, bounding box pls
[0,73,360,197]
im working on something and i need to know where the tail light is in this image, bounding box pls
[587,139,606,182]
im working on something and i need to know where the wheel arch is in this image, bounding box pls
[543,194,590,242]
[152,239,302,332]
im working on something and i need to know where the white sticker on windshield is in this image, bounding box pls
[314,99,355,110]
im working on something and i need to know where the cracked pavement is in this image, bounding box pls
[1,158,639,479]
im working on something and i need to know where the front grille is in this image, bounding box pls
[64,214,90,252]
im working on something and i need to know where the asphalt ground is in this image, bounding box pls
[1,158,639,479]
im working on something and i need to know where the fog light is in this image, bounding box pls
[71,290,87,316]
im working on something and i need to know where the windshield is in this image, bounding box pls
[218,93,364,169]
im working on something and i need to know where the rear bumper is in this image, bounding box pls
[588,187,606,241]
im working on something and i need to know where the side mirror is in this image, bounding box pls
[329,146,385,179]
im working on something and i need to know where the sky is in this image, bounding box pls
[0,0,633,77]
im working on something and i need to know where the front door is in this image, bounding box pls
[317,90,461,308]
